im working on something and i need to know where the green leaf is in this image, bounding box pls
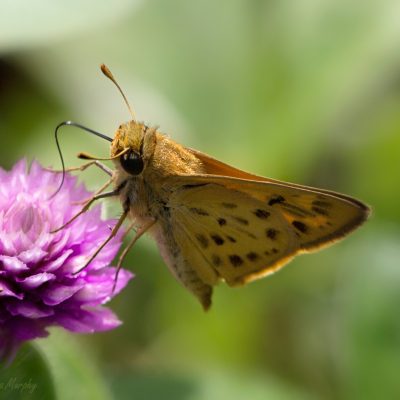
[0,343,55,400]
[35,329,113,400]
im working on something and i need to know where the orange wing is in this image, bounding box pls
[166,149,370,254]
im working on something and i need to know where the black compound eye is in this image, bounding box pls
[120,151,144,175]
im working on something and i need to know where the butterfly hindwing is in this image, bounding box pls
[169,183,299,286]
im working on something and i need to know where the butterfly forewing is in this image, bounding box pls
[186,150,369,250]
[186,149,369,249]
[218,179,369,252]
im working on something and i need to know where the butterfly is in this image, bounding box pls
[54,65,370,310]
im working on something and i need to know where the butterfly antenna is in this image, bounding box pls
[50,121,112,199]
[100,64,136,121]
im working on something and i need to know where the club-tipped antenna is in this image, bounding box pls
[101,64,136,121]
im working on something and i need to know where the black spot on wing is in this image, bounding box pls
[182,183,208,189]
[217,218,227,226]
[246,252,260,262]
[190,207,209,216]
[292,220,308,233]
[266,228,278,240]
[226,235,237,243]
[229,255,244,267]
[253,209,270,219]
[195,234,209,249]
[312,206,329,216]
[268,195,285,206]
[211,254,222,267]
[210,234,224,246]
[264,248,279,256]
[232,216,249,226]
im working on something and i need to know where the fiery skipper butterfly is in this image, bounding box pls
[54,65,370,310]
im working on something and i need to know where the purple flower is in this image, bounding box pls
[0,160,133,361]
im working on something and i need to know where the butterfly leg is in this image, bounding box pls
[51,181,127,233]
[73,209,130,274]
[112,218,157,293]
[71,177,113,205]
[120,219,138,242]
[46,160,113,176]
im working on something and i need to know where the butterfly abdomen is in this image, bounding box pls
[151,219,213,310]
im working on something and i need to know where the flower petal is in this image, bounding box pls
[0,255,28,273]
[54,306,121,333]
[0,233,16,255]
[6,300,54,318]
[48,230,71,257]
[3,316,49,342]
[18,248,48,264]
[0,279,24,299]
[41,282,85,306]
[16,272,55,289]
[41,249,73,272]
[73,268,133,304]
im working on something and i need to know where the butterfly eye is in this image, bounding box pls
[120,150,144,175]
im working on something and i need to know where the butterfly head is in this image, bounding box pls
[111,120,157,176]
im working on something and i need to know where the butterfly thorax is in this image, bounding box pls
[111,120,205,219]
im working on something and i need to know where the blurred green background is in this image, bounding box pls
[1,1,400,399]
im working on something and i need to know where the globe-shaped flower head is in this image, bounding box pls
[0,160,132,361]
